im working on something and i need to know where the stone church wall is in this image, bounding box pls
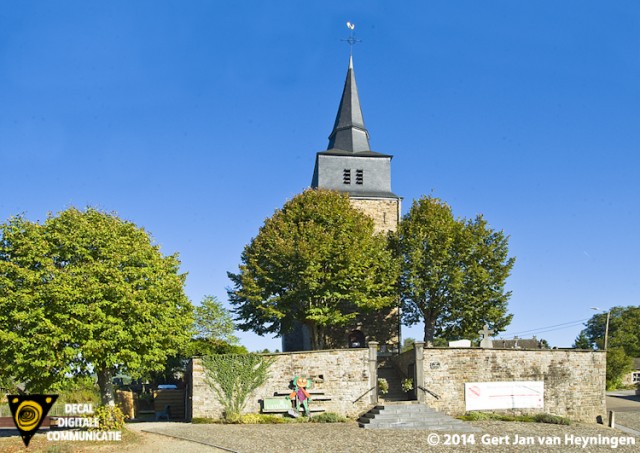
[403,345,606,423]
[349,198,400,234]
[189,346,376,420]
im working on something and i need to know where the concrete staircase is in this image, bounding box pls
[358,402,480,431]
[377,365,407,402]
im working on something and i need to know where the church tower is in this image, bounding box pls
[282,56,401,353]
[311,56,401,233]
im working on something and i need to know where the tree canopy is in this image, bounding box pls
[574,306,640,388]
[228,189,399,349]
[194,295,239,344]
[393,196,515,345]
[189,295,246,356]
[0,208,193,404]
[151,295,246,385]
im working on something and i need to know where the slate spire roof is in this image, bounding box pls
[327,56,371,152]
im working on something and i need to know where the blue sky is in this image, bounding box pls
[1,1,638,351]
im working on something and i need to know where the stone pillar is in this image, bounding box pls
[414,341,425,403]
[368,341,378,404]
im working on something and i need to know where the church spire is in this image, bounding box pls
[327,56,371,152]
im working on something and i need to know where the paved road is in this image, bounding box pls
[606,390,640,412]
[606,390,640,435]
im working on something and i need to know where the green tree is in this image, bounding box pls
[194,295,238,344]
[393,196,515,345]
[0,208,193,405]
[228,190,399,350]
[605,347,633,389]
[573,331,592,349]
[575,306,640,388]
[189,295,246,356]
[401,337,416,353]
[151,295,247,385]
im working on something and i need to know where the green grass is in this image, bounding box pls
[308,412,347,423]
[458,411,571,425]
[192,412,348,424]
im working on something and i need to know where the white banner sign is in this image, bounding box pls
[465,381,544,411]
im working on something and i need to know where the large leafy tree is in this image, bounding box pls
[188,295,247,356]
[394,196,515,345]
[151,295,246,385]
[228,189,399,350]
[575,306,640,355]
[193,295,239,344]
[0,208,193,405]
[574,306,640,388]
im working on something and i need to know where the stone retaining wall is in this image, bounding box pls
[395,344,606,423]
[188,346,376,420]
[188,344,606,423]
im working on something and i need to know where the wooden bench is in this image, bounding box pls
[261,392,331,414]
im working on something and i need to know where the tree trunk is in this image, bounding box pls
[97,368,116,407]
[307,321,326,350]
[423,319,435,347]
[317,325,326,350]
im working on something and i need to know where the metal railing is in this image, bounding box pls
[417,385,440,400]
[352,386,376,404]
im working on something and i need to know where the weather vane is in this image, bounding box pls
[341,21,361,55]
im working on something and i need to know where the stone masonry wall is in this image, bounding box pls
[414,347,606,423]
[394,348,415,379]
[190,347,375,420]
[349,198,400,234]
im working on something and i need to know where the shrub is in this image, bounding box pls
[195,413,293,424]
[459,411,570,425]
[93,405,127,431]
[309,412,347,423]
[237,413,287,424]
[533,413,571,425]
[459,411,492,421]
[191,417,221,424]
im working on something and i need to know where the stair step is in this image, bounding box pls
[358,402,480,432]
[359,422,479,432]
[372,406,435,414]
[361,414,443,421]
[359,418,457,426]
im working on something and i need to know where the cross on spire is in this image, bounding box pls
[341,21,361,55]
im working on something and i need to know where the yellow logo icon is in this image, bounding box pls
[8,394,58,447]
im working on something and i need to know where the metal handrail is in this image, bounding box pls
[417,385,440,400]
[353,386,376,403]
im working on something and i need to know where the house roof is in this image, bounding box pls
[493,338,545,349]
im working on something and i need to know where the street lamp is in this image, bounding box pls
[591,307,610,350]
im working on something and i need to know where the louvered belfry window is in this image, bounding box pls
[343,169,351,184]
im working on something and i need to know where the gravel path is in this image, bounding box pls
[122,423,224,452]
[139,420,639,453]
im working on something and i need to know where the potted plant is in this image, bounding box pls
[402,378,414,397]
[378,378,389,400]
